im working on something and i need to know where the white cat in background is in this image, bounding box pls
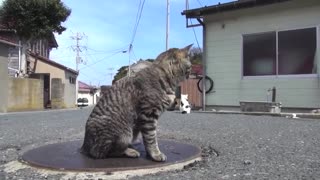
[180,94,191,114]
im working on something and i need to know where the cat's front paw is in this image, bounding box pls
[150,152,167,162]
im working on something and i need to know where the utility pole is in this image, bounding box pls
[127,44,133,77]
[71,32,87,71]
[107,67,115,84]
[186,0,189,10]
[166,0,170,50]
[71,32,87,105]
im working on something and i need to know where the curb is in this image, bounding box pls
[187,111,320,119]
[0,107,90,116]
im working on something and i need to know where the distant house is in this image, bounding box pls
[183,0,320,110]
[130,60,152,73]
[78,81,100,106]
[0,24,58,77]
[0,24,78,112]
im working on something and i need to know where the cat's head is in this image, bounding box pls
[155,44,193,80]
[181,94,188,100]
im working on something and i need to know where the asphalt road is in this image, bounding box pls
[0,107,320,179]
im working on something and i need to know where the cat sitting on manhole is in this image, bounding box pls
[81,44,193,162]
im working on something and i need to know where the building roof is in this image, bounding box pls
[28,51,79,75]
[182,0,291,18]
[0,38,19,47]
[0,23,58,48]
[78,81,99,93]
[79,81,93,89]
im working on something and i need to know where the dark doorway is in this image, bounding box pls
[43,74,50,108]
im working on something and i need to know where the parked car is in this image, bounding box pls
[77,98,89,107]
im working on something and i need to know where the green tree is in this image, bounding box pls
[112,66,128,84]
[189,47,202,65]
[0,0,71,40]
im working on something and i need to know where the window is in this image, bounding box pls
[243,27,317,76]
[243,32,276,76]
[69,77,76,84]
[278,28,316,75]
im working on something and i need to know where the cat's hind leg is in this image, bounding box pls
[109,133,140,158]
[87,140,113,159]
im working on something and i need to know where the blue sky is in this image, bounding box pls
[50,0,233,86]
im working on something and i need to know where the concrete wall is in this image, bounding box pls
[0,43,9,112]
[51,78,65,109]
[204,0,320,108]
[7,78,43,112]
[64,71,77,108]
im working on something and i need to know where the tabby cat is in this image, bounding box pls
[81,44,193,162]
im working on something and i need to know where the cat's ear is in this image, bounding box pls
[181,44,193,52]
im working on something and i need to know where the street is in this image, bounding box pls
[0,108,320,179]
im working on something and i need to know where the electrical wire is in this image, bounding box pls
[79,50,125,70]
[190,19,202,52]
[130,0,146,45]
[86,45,129,53]
[196,0,203,7]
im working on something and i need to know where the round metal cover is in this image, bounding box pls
[21,140,201,172]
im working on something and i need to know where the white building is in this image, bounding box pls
[183,0,320,111]
[78,81,100,106]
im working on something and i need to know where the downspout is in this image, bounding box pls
[197,18,207,111]
[18,40,21,75]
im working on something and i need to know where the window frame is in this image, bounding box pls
[242,26,319,79]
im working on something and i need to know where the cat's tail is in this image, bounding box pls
[80,132,95,157]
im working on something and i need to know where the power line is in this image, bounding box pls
[52,45,129,60]
[130,0,145,45]
[86,45,129,53]
[190,19,202,52]
[79,50,125,70]
[196,0,203,7]
[126,0,145,77]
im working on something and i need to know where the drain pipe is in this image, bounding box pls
[18,40,21,75]
[272,86,276,102]
[197,18,206,111]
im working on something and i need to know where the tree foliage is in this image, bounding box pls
[189,47,202,65]
[0,0,71,40]
[112,65,128,84]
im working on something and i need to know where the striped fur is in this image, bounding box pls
[81,44,192,161]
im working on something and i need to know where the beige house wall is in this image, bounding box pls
[29,55,77,108]
[64,71,77,108]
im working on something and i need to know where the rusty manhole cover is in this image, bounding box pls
[21,140,201,172]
